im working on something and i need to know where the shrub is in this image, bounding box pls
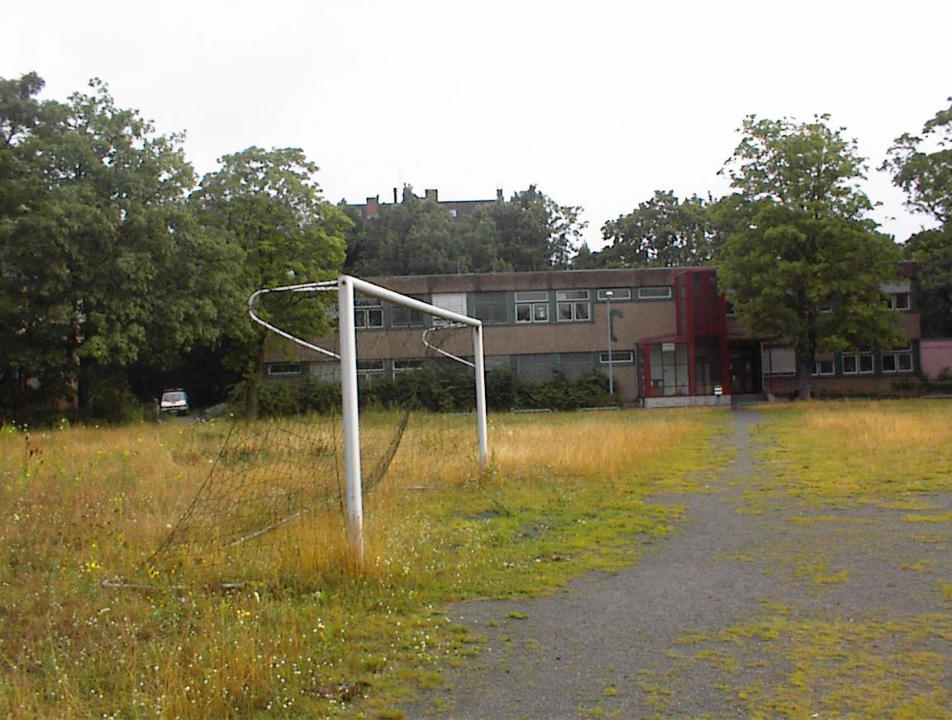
[242,368,615,418]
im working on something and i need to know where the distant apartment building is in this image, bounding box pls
[263,266,922,407]
[349,187,503,221]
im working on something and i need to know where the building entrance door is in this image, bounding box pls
[728,343,762,395]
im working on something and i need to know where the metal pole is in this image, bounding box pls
[605,290,614,396]
[472,325,489,469]
[338,276,364,564]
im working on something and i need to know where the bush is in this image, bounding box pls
[87,376,145,424]
[237,368,615,418]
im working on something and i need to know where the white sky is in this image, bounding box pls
[3,0,950,250]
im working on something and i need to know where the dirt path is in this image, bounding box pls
[403,409,952,719]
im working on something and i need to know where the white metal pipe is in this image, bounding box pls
[606,293,614,395]
[338,276,364,563]
[472,325,489,469]
[248,285,341,360]
[346,276,479,327]
[422,325,476,368]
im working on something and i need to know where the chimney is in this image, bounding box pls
[393,187,398,204]
[496,187,504,201]
[425,188,438,203]
[365,196,379,218]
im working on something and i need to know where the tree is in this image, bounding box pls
[716,114,903,399]
[904,226,952,337]
[192,146,350,418]
[593,190,718,268]
[883,97,952,227]
[343,185,586,276]
[883,97,952,338]
[491,186,585,271]
[459,186,586,272]
[344,186,460,276]
[0,74,234,418]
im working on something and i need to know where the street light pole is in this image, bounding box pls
[605,290,614,396]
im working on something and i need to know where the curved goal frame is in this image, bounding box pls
[249,274,489,562]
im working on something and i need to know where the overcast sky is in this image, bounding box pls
[4,0,950,250]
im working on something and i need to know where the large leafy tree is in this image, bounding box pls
[344,186,460,276]
[488,186,585,271]
[456,186,585,272]
[0,74,235,417]
[716,114,903,399]
[192,146,350,418]
[344,185,586,275]
[883,97,952,337]
[588,190,718,268]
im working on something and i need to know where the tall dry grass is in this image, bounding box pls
[754,399,952,502]
[0,408,723,718]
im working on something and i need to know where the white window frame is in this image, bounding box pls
[356,360,385,386]
[597,288,631,301]
[812,356,835,376]
[556,289,591,322]
[515,290,549,324]
[354,298,384,328]
[841,352,874,375]
[881,347,913,374]
[599,351,634,364]
[885,292,911,311]
[392,358,424,377]
[638,286,672,300]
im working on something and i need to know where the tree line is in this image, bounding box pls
[1,71,949,419]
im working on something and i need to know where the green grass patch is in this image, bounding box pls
[748,400,952,507]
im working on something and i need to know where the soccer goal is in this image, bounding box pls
[247,274,489,562]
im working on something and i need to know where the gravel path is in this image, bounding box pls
[403,408,952,719]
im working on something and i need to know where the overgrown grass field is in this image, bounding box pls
[0,408,723,719]
[4,400,949,719]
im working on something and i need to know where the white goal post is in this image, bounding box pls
[249,274,489,562]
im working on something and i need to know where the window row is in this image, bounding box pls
[265,352,636,384]
[355,286,673,329]
[813,348,914,376]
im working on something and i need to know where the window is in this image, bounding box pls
[762,347,796,377]
[472,292,509,325]
[597,288,631,301]
[390,298,425,328]
[881,347,913,373]
[515,291,549,323]
[354,297,383,328]
[599,351,634,364]
[649,343,689,396]
[357,360,385,383]
[638,286,672,300]
[812,356,835,376]
[556,289,591,322]
[516,354,556,382]
[266,362,304,377]
[559,353,595,380]
[431,292,467,326]
[885,292,911,311]
[393,359,423,376]
[842,352,874,375]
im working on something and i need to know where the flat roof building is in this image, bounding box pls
[263,266,922,407]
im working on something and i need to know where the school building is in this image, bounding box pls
[262,266,922,407]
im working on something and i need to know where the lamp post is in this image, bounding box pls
[605,290,614,396]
